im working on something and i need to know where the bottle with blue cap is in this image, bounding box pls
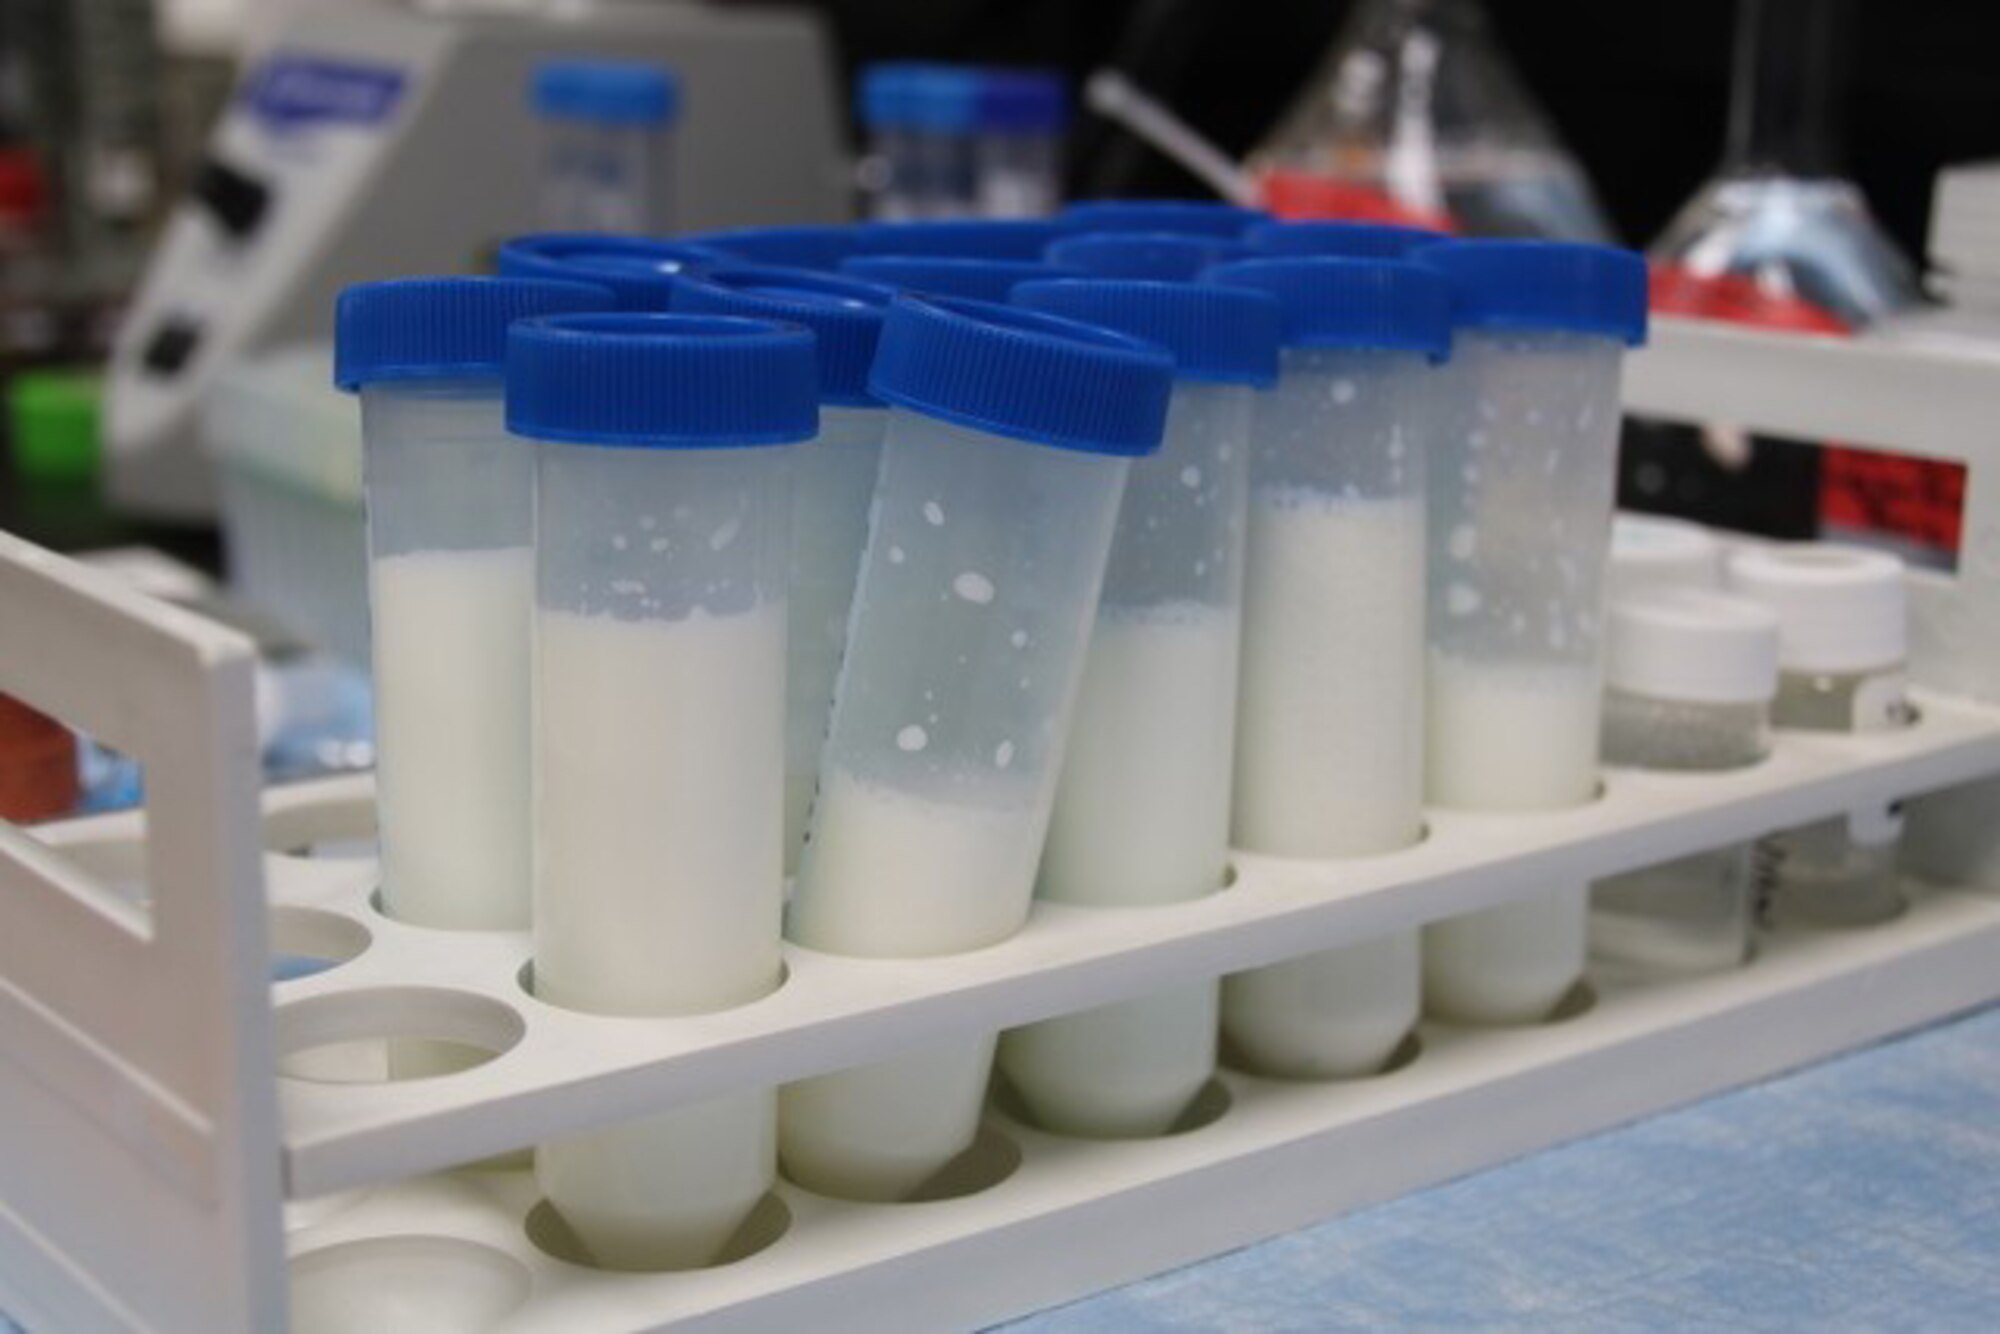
[782,294,1173,1201]
[673,264,898,872]
[333,275,612,941]
[1413,239,1650,1026]
[1243,219,1446,259]
[508,311,816,1269]
[1205,255,1451,1078]
[972,69,1069,218]
[856,63,979,220]
[1044,230,1247,282]
[531,59,680,233]
[1062,198,1271,238]
[677,224,862,273]
[1001,275,1279,1137]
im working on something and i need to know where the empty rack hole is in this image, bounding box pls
[289,1236,530,1333]
[275,987,525,1085]
[270,906,371,984]
[526,1191,792,1273]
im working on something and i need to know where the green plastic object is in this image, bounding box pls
[9,371,101,483]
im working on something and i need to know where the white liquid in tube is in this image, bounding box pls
[999,982,1217,1138]
[1222,931,1420,1078]
[370,547,533,930]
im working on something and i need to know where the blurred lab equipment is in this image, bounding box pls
[103,0,845,520]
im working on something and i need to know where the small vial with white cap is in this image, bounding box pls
[531,59,680,234]
[1609,512,1725,598]
[1728,543,1913,926]
[1592,588,1779,980]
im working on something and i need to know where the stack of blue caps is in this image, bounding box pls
[975,69,1068,135]
[671,265,897,408]
[1014,278,1281,387]
[496,233,726,309]
[334,276,614,390]
[1244,220,1447,259]
[1044,231,1247,282]
[531,60,679,127]
[507,314,818,447]
[841,255,1079,303]
[870,295,1173,457]
[1062,198,1270,238]
[1207,257,1453,360]
[852,218,1071,260]
[1416,240,1649,346]
[678,224,861,272]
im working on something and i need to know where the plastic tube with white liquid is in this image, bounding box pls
[1003,271,1280,1135]
[783,295,1171,1199]
[671,265,899,872]
[333,276,612,933]
[1206,256,1452,1077]
[1415,240,1649,1025]
[510,312,814,1269]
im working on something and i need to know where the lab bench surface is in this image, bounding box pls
[1009,1001,2000,1332]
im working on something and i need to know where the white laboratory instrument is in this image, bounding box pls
[104,0,846,519]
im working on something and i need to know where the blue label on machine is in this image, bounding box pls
[241,53,407,132]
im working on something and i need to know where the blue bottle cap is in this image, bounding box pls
[1012,278,1279,387]
[857,63,979,133]
[1244,219,1447,259]
[531,60,679,127]
[497,232,724,284]
[840,255,1079,303]
[672,265,895,408]
[678,224,861,272]
[1206,257,1452,360]
[1061,199,1271,238]
[1044,231,1248,282]
[852,218,1071,260]
[506,313,818,448]
[1415,240,1648,346]
[334,276,614,391]
[870,295,1172,457]
[974,69,1069,133]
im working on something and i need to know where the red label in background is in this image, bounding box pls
[0,693,79,822]
[1258,170,1457,231]
[1649,262,1966,566]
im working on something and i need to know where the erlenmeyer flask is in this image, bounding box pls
[1250,0,1614,240]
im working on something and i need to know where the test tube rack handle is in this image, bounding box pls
[5,316,2000,1331]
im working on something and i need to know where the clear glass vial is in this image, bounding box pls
[1205,255,1452,1079]
[510,312,815,1270]
[333,276,610,932]
[1416,239,1650,1025]
[672,265,899,874]
[1593,588,1779,981]
[782,296,1172,1201]
[1000,272,1279,1135]
[1729,543,1912,927]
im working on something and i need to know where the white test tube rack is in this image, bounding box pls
[5,316,2000,1332]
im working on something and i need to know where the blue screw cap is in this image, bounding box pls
[1013,278,1280,387]
[1207,257,1453,360]
[1062,199,1270,238]
[1414,239,1649,346]
[1244,220,1448,259]
[1044,231,1248,282]
[531,60,679,126]
[840,255,1079,303]
[869,294,1173,458]
[975,69,1068,133]
[496,233,726,309]
[506,313,818,448]
[672,265,895,408]
[851,218,1071,260]
[334,276,614,391]
[678,224,861,272]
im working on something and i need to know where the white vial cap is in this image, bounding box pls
[1726,543,1908,674]
[1610,512,1722,597]
[1607,588,1780,704]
